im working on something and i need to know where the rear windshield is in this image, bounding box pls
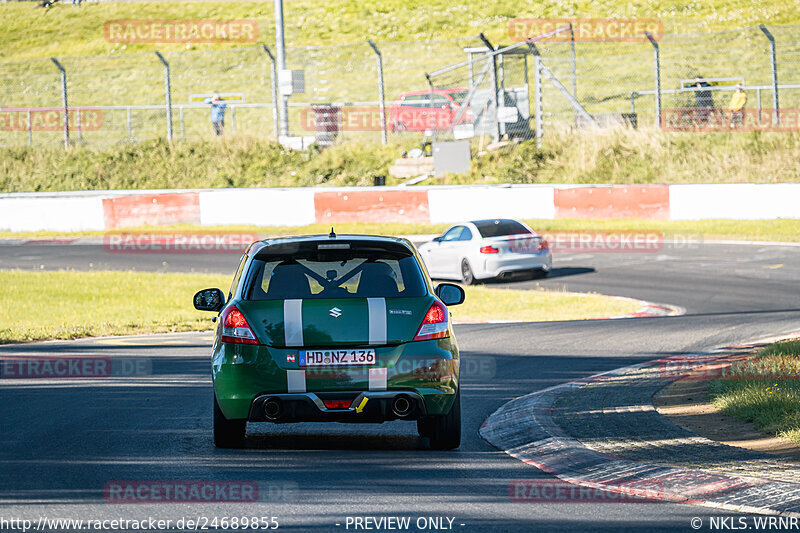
[473,219,533,238]
[245,241,427,300]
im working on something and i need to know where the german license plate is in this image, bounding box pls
[300,348,376,366]
[510,237,541,254]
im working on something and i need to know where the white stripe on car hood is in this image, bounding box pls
[284,299,304,347]
[367,298,387,346]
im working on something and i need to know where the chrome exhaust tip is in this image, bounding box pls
[392,395,412,417]
[263,398,282,420]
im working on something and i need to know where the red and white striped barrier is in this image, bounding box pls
[4,183,800,232]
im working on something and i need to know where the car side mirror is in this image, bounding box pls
[435,283,465,306]
[193,288,225,312]
[432,236,443,242]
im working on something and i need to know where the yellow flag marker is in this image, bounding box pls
[355,397,369,413]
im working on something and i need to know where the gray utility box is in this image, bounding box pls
[433,141,471,177]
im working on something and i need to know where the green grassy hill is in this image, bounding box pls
[1,1,800,190]
[2,1,799,62]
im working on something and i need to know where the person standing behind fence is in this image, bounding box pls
[694,77,714,126]
[204,93,227,136]
[728,84,747,128]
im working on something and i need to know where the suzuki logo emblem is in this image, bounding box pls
[329,307,342,318]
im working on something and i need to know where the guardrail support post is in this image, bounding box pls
[154,51,173,141]
[261,45,281,140]
[367,40,387,145]
[50,57,68,150]
[645,32,661,128]
[760,24,780,125]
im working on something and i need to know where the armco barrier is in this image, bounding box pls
[555,185,670,220]
[2,183,799,232]
[669,184,800,220]
[102,192,200,229]
[314,189,430,224]
[198,189,316,227]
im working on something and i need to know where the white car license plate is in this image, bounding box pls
[300,348,377,366]
[511,238,541,254]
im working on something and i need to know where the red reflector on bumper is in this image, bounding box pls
[322,399,352,410]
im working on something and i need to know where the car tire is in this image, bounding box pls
[427,388,461,450]
[214,394,246,449]
[417,417,434,439]
[460,259,475,285]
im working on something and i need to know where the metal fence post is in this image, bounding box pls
[479,33,501,143]
[367,40,387,145]
[645,32,661,128]
[261,45,281,140]
[569,23,577,99]
[154,51,173,141]
[570,23,577,124]
[425,73,436,143]
[274,0,289,138]
[757,88,762,122]
[50,57,68,150]
[760,24,780,124]
[528,44,543,149]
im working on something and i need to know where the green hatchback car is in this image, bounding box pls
[193,234,465,450]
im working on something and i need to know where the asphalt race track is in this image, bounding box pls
[2,240,800,531]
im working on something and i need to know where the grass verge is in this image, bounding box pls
[5,218,800,243]
[709,340,800,444]
[0,270,640,343]
[4,132,800,193]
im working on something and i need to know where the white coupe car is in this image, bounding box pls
[418,219,552,284]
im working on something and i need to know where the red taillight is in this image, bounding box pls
[413,301,449,341]
[480,245,499,254]
[221,306,259,345]
[540,239,549,250]
[323,399,352,410]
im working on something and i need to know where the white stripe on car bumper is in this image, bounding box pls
[286,369,306,393]
[367,298,387,345]
[368,367,387,391]
[284,299,304,347]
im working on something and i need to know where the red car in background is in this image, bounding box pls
[389,88,473,132]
